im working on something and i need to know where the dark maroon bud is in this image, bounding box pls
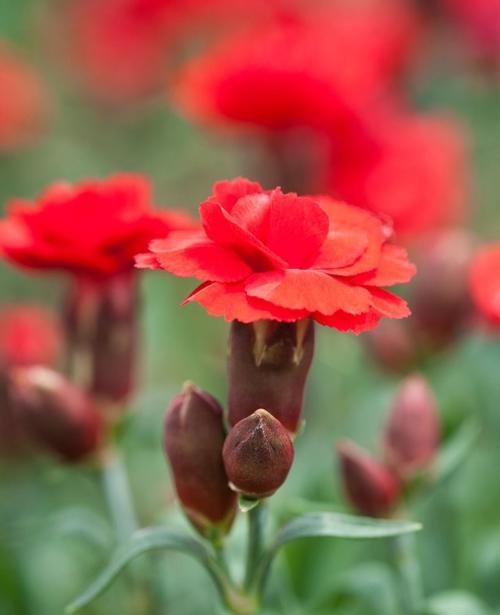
[223,409,294,499]
[228,319,314,433]
[164,383,237,539]
[364,318,418,374]
[411,231,474,348]
[65,272,138,406]
[337,440,401,518]
[383,374,440,479]
[0,368,27,457]
[9,366,103,463]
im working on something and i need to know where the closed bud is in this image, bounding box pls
[164,383,237,539]
[337,440,400,518]
[9,366,103,463]
[223,409,294,499]
[365,318,418,374]
[383,374,440,479]
[228,319,314,433]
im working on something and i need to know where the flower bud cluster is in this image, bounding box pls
[337,374,440,517]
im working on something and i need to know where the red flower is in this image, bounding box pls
[0,174,194,278]
[172,3,420,134]
[138,178,416,333]
[330,112,467,238]
[0,42,46,150]
[469,244,500,325]
[0,306,61,368]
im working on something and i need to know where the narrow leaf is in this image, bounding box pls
[66,527,224,613]
[436,419,481,485]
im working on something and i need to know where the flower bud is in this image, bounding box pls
[364,318,418,374]
[9,366,103,463]
[337,440,400,518]
[223,409,294,499]
[383,374,440,479]
[228,319,314,433]
[164,383,237,539]
[0,369,26,457]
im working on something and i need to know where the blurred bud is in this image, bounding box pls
[337,440,400,518]
[164,383,237,539]
[9,366,103,463]
[65,272,138,406]
[364,318,418,374]
[0,369,27,457]
[228,319,314,433]
[383,374,440,479]
[0,306,61,368]
[411,231,474,348]
[223,409,294,499]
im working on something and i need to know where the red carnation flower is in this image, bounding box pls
[330,112,467,238]
[172,3,420,134]
[469,244,500,326]
[138,178,416,333]
[0,174,194,278]
[0,42,46,151]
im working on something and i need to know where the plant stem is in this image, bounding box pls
[392,533,424,614]
[244,502,266,592]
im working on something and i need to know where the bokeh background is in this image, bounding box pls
[1,1,500,614]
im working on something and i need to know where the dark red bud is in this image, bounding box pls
[9,366,103,463]
[383,374,440,479]
[0,368,27,457]
[365,318,418,374]
[65,272,138,406]
[223,409,294,499]
[337,440,400,518]
[164,383,237,539]
[228,319,314,433]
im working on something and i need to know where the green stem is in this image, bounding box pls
[392,533,424,615]
[244,502,266,592]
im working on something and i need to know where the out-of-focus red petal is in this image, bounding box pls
[184,281,306,323]
[200,201,287,269]
[246,269,372,315]
[147,231,252,282]
[314,309,381,334]
[469,244,500,324]
[369,288,411,318]
[135,252,161,269]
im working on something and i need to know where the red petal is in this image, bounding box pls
[200,201,286,269]
[246,269,372,315]
[135,252,161,269]
[266,192,329,268]
[148,231,252,282]
[351,244,416,286]
[185,281,306,323]
[209,177,264,212]
[313,227,369,270]
[369,288,411,318]
[314,309,381,334]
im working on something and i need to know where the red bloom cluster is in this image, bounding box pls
[0,174,194,278]
[330,112,467,237]
[0,42,46,151]
[138,178,415,333]
[469,244,500,325]
[173,4,420,134]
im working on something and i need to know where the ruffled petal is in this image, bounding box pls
[135,252,161,269]
[369,288,411,318]
[208,177,264,212]
[314,309,381,334]
[350,244,416,286]
[312,227,369,270]
[147,231,253,282]
[245,269,372,315]
[184,281,307,323]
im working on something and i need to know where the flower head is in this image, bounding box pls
[0,174,194,279]
[469,243,500,326]
[138,178,415,333]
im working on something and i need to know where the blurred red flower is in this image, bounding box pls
[445,0,500,67]
[172,3,420,134]
[0,174,194,278]
[469,244,500,325]
[330,112,467,238]
[0,42,46,151]
[0,306,61,369]
[138,178,416,332]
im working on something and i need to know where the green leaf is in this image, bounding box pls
[426,591,492,615]
[65,527,226,613]
[255,512,421,592]
[49,508,112,550]
[436,419,481,485]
